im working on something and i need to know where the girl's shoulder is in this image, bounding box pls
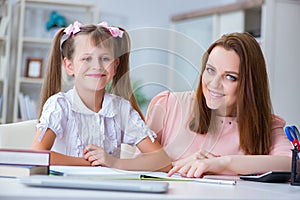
[44,91,71,108]
[102,92,132,115]
[46,91,68,101]
[105,92,130,105]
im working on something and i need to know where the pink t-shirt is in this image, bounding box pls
[146,91,292,163]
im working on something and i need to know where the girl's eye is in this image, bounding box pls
[82,57,92,62]
[226,74,238,81]
[100,56,111,62]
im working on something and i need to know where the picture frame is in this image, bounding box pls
[25,58,43,78]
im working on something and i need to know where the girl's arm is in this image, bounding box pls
[31,128,90,166]
[84,137,172,172]
[168,155,292,178]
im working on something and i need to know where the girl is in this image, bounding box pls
[31,21,171,171]
[146,32,292,177]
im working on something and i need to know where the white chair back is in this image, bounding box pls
[0,120,37,149]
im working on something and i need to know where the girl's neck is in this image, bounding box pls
[76,87,105,112]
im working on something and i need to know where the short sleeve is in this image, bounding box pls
[145,91,170,142]
[119,99,157,146]
[36,93,69,141]
[269,115,292,156]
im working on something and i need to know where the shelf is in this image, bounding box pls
[20,77,43,84]
[13,0,99,122]
[25,0,95,8]
[0,0,11,123]
[23,37,52,44]
[0,36,8,41]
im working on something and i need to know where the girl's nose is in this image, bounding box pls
[90,59,103,70]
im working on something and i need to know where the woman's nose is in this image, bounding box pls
[210,75,222,88]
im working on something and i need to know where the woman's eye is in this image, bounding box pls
[226,74,237,81]
[206,67,215,74]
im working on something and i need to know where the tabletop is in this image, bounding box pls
[0,176,300,200]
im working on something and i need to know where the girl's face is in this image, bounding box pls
[202,46,240,116]
[64,35,119,93]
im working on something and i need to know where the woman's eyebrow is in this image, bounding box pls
[206,63,215,68]
[225,70,239,75]
[206,63,239,75]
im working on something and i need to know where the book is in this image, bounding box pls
[49,165,161,179]
[0,165,49,178]
[0,16,9,37]
[0,148,50,166]
[49,166,236,185]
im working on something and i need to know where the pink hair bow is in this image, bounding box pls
[64,21,82,36]
[98,21,124,38]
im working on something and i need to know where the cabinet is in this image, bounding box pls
[0,0,12,123]
[13,0,98,122]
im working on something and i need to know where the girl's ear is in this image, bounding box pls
[63,58,74,76]
[113,58,120,73]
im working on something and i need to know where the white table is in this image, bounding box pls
[0,177,299,200]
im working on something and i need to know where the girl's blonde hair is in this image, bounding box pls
[38,23,144,120]
[190,32,272,155]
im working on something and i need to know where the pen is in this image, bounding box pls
[284,126,300,150]
[140,175,236,185]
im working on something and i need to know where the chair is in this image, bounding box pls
[0,120,137,156]
[0,120,37,149]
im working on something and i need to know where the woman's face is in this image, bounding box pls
[202,46,240,116]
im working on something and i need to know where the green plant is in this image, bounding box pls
[131,80,148,108]
[106,80,148,108]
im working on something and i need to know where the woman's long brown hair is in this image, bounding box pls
[38,24,144,120]
[189,32,272,155]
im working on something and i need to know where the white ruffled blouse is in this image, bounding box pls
[37,88,156,158]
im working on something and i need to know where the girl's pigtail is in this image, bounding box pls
[38,28,65,119]
[111,29,145,120]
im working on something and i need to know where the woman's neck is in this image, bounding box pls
[213,109,236,117]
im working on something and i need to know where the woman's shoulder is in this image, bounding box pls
[271,114,286,129]
[150,90,194,105]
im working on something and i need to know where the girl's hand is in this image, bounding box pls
[167,156,228,178]
[84,144,116,167]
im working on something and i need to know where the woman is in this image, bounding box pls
[146,32,292,177]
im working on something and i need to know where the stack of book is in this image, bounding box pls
[0,148,50,178]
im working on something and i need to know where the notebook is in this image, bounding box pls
[19,175,169,193]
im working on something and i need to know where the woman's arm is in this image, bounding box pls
[168,155,292,178]
[31,128,90,166]
[84,137,172,172]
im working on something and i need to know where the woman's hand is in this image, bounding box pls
[84,144,116,167]
[168,156,229,178]
[172,149,220,166]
